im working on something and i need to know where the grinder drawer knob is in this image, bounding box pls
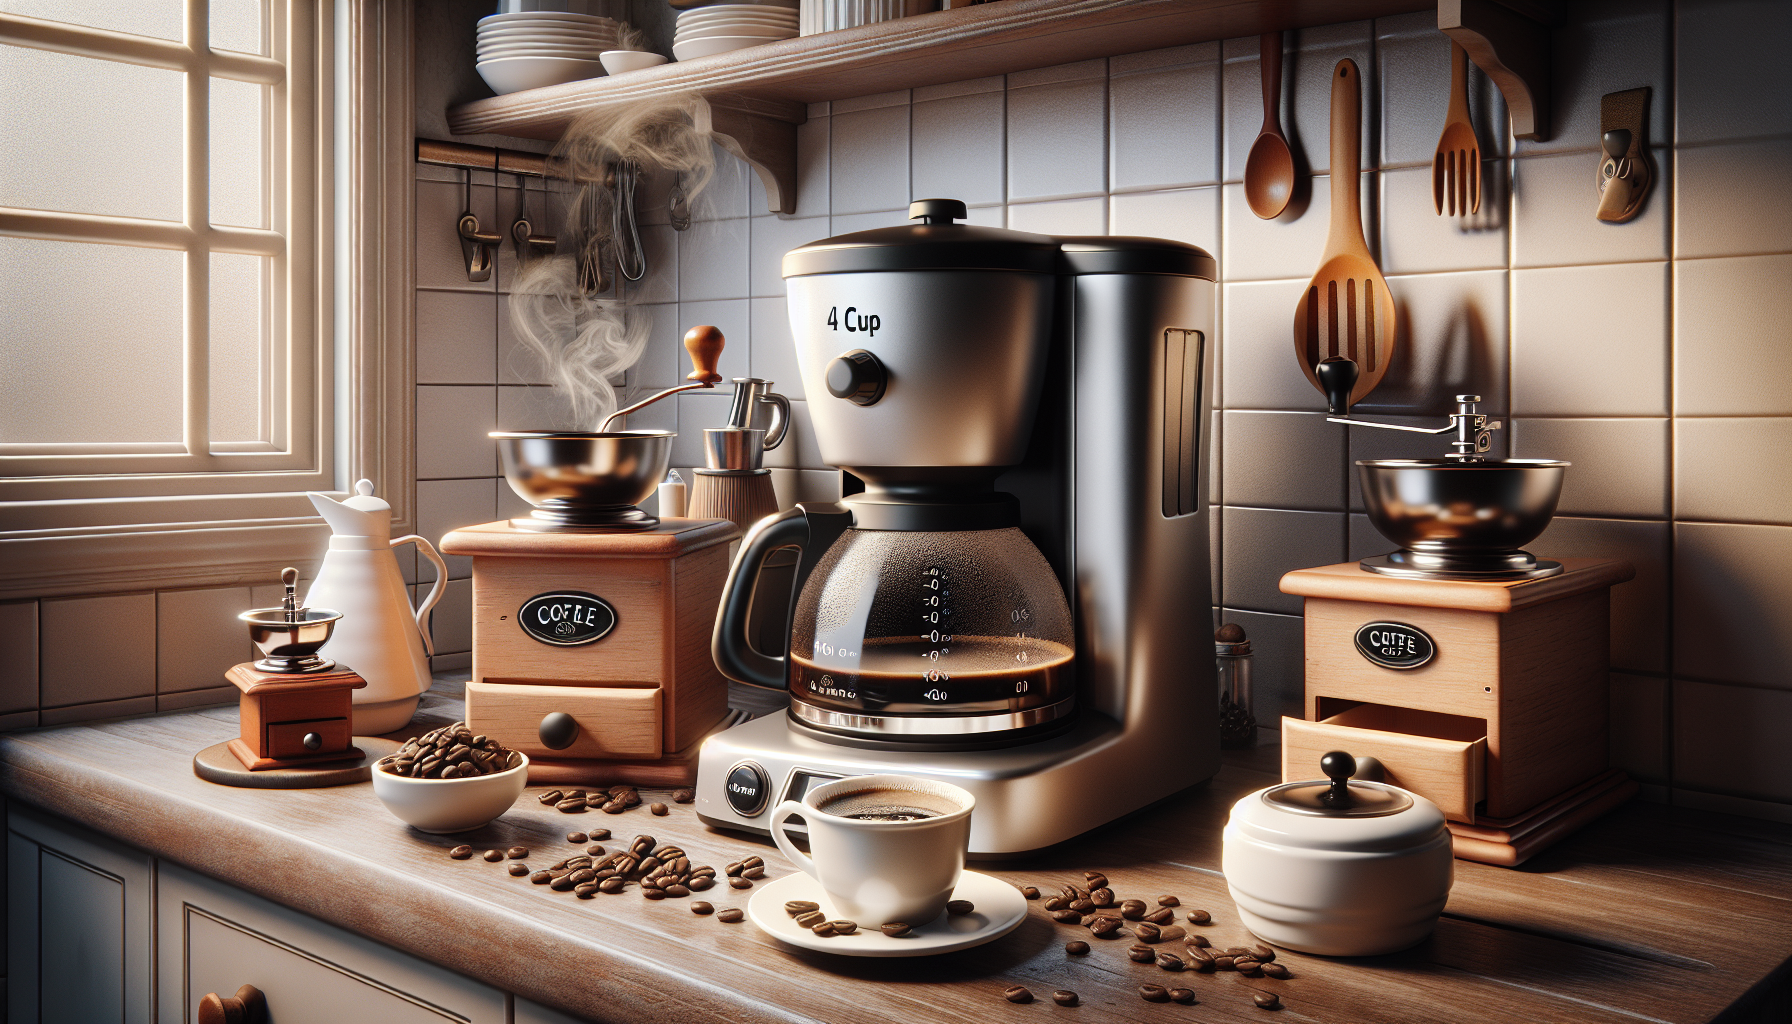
[826,349,887,406]
[539,712,580,750]
[302,732,322,750]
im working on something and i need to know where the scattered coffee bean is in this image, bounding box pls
[1084,871,1108,889]
[1088,916,1122,937]
[1090,887,1116,907]
[1050,910,1083,925]
[1120,899,1148,921]
[1042,895,1068,912]
[1052,991,1079,1007]
[588,828,611,841]
[1157,925,1186,943]
[570,868,596,884]
[1139,984,1170,1003]
[599,877,626,894]
[795,910,826,927]
[449,845,473,860]
[691,901,714,915]
[506,846,529,860]
[882,922,912,937]
[507,863,530,876]
[831,920,858,934]
[741,855,764,869]
[947,900,975,915]
[1003,985,1033,1004]
[566,832,588,844]
[1068,898,1095,913]
[1252,944,1277,962]
[665,884,691,898]
[530,870,551,884]
[1135,922,1161,943]
[1226,947,1255,957]
[575,884,599,899]
[811,922,837,937]
[650,802,669,816]
[539,790,565,805]
[1156,952,1185,971]
[557,798,588,813]
[671,788,695,804]
[1020,885,1040,900]
[1253,992,1281,1010]
[1213,956,1236,971]
[786,901,820,916]
[1157,895,1180,907]
[729,877,753,889]
[1187,933,1211,948]
[1262,962,1291,979]
[602,801,626,813]
[725,861,743,877]
[642,888,666,901]
[1169,987,1196,1005]
[482,849,504,863]
[742,865,766,880]
[1237,959,1263,976]
[689,876,715,892]
[1128,945,1156,963]
[586,845,606,857]
[1144,907,1174,925]
[550,876,577,892]
[1065,940,1090,955]
[1186,908,1211,925]
[716,908,744,923]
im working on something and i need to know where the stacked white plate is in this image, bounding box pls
[476,11,621,94]
[673,4,798,61]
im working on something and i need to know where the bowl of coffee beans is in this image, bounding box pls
[371,722,528,833]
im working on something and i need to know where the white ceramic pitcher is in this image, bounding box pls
[305,480,448,734]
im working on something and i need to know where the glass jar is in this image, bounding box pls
[1216,623,1256,749]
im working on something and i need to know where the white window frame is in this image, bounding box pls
[0,0,415,599]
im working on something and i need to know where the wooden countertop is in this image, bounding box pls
[3,681,1790,1024]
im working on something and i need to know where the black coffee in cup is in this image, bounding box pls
[819,787,959,822]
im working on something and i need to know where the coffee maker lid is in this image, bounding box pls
[1057,236,1217,280]
[782,198,1060,277]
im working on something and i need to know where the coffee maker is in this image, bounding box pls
[693,199,1219,855]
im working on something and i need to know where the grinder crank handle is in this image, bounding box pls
[711,503,853,690]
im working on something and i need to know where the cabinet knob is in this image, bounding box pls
[197,984,266,1024]
[303,732,323,750]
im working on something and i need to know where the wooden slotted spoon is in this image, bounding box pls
[1432,41,1481,216]
[1293,58,1395,413]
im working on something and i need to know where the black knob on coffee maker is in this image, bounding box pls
[908,198,967,224]
[539,712,580,751]
[1320,750,1356,807]
[826,349,887,406]
[1316,357,1359,416]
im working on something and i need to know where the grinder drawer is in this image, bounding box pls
[1282,705,1486,823]
[466,680,662,759]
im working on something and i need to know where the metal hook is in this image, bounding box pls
[575,185,609,296]
[611,161,646,282]
[509,173,557,268]
[456,166,501,282]
[668,171,692,232]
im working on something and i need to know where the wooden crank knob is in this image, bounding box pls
[197,984,267,1024]
[684,326,725,384]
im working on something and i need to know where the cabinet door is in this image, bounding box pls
[6,806,154,1024]
[156,862,506,1024]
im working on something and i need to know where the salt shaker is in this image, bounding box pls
[1216,623,1256,749]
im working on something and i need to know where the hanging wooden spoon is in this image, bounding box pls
[1244,32,1295,220]
[1292,58,1395,412]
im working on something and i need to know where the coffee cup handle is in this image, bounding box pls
[768,800,818,881]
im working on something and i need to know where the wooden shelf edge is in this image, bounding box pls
[1439,0,1560,141]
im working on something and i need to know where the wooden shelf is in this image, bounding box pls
[446,0,1558,213]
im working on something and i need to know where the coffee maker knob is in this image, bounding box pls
[826,349,887,406]
[538,712,580,751]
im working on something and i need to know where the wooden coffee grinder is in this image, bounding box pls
[226,569,368,772]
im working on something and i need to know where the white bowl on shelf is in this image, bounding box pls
[478,27,618,41]
[676,14,796,31]
[672,34,779,59]
[478,43,611,58]
[682,2,798,12]
[599,50,669,74]
[371,753,530,834]
[676,20,796,37]
[499,0,616,14]
[478,10,617,26]
[477,55,606,94]
[678,7,798,21]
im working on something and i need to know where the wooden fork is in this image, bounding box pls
[1432,41,1481,216]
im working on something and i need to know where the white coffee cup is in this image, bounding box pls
[769,773,975,927]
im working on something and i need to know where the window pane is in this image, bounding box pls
[0,1,182,41]
[209,252,269,444]
[0,46,183,221]
[211,0,265,55]
[210,77,266,228]
[0,238,184,444]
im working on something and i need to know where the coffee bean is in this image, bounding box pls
[570,868,596,884]
[1225,947,1255,957]
[947,900,974,915]
[1090,887,1115,907]
[1169,987,1196,1005]
[1068,898,1095,913]
[742,866,766,881]
[507,863,530,876]
[1139,984,1170,1003]
[811,922,837,937]
[795,910,826,927]
[530,870,552,884]
[1084,871,1108,889]
[717,908,743,923]
[1002,986,1033,1004]
[585,845,605,858]
[686,901,712,916]
[588,828,611,841]
[1128,945,1156,963]
[550,876,577,892]
[642,888,666,901]
[506,846,529,860]
[672,788,695,804]
[785,900,820,916]
[1156,953,1185,971]
[665,884,691,897]
[1144,907,1174,925]
[881,922,912,937]
[1059,884,1079,901]
[598,877,626,894]
[831,921,858,935]
[729,877,752,889]
[741,855,764,869]
[1065,940,1090,955]
[689,876,715,891]
[539,789,565,805]
[1156,925,1185,943]
[1186,908,1211,925]
[1020,886,1040,900]
[557,798,588,813]
[690,865,715,877]
[1253,992,1281,1010]
[1262,963,1291,979]
[482,849,504,863]
[449,845,473,860]
[650,802,669,816]
[638,856,662,875]
[1120,899,1148,921]
[565,832,587,844]
[1188,934,1212,948]
[1252,944,1277,962]
[1213,956,1236,971]
[1237,959,1263,976]
[1042,895,1068,912]
[724,861,743,877]
[1050,910,1082,925]
[575,884,599,899]
[1088,916,1122,937]
[1157,895,1180,907]
[1040,990,1073,1008]
[602,801,626,813]
[1135,922,1161,943]
[1188,945,1214,961]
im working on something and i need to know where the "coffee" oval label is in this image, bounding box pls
[518,591,617,647]
[1353,621,1435,670]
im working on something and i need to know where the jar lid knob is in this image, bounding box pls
[1320,750,1355,807]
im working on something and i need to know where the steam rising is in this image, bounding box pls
[507,94,715,430]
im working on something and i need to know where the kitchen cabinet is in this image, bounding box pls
[515,998,594,1024]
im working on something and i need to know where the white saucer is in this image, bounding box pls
[747,869,1026,957]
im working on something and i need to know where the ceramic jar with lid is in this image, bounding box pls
[1222,750,1454,956]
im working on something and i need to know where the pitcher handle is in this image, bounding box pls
[769,800,818,882]
[393,535,447,662]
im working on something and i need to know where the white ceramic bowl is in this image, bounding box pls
[678,9,798,23]
[479,44,610,59]
[600,50,670,74]
[479,29,618,43]
[478,23,617,36]
[372,753,530,834]
[477,56,605,94]
[499,0,615,14]
[677,13,797,29]
[676,23,796,41]
[479,10,617,26]
[673,35,779,59]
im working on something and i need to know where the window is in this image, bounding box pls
[0,0,413,598]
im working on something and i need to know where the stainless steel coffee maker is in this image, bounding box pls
[694,199,1219,854]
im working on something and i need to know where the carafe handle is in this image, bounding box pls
[393,534,447,663]
[711,502,852,690]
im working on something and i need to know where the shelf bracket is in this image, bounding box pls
[1438,0,1560,142]
[702,94,805,216]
